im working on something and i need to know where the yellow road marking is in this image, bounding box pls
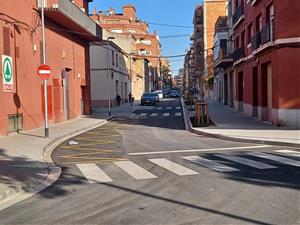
[62,141,115,148]
[61,147,114,151]
[62,158,127,165]
[60,151,113,158]
[75,138,116,142]
[59,148,115,151]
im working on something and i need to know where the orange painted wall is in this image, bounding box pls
[0,0,91,135]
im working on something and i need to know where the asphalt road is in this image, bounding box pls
[0,98,299,225]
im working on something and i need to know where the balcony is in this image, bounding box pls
[251,31,261,51]
[232,46,245,62]
[232,5,245,28]
[40,0,101,41]
[214,48,233,68]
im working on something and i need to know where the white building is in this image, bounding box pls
[90,41,130,108]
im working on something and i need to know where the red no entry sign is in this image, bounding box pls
[38,64,52,80]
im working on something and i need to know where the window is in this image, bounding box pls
[116,53,118,67]
[241,30,245,47]
[220,39,227,55]
[115,80,119,95]
[247,23,253,44]
[111,29,123,33]
[256,14,262,32]
[266,3,275,41]
[112,51,115,65]
[235,36,240,48]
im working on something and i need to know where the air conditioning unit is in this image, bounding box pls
[52,4,59,8]
[37,0,47,7]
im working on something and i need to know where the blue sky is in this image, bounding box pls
[89,0,202,75]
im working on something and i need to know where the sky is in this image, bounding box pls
[89,0,202,76]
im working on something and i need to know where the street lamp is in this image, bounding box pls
[106,36,115,116]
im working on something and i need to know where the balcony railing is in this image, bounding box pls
[251,31,261,51]
[214,48,233,68]
[232,5,245,27]
[261,22,274,44]
[41,0,101,40]
[232,46,245,62]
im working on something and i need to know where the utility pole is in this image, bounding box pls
[41,0,49,137]
[106,37,115,116]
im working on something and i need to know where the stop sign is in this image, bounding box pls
[38,64,52,80]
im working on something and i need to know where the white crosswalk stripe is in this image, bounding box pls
[114,161,157,180]
[163,113,170,117]
[140,113,147,116]
[149,158,199,176]
[176,107,181,109]
[175,112,182,117]
[215,154,277,169]
[150,113,159,117]
[166,107,172,109]
[275,150,300,158]
[183,156,239,172]
[247,152,300,167]
[157,107,163,110]
[76,163,113,183]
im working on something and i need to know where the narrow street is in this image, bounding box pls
[0,99,299,225]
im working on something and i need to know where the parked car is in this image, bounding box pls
[155,91,163,99]
[170,89,180,98]
[163,90,171,98]
[141,92,158,105]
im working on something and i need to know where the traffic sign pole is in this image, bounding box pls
[41,0,49,137]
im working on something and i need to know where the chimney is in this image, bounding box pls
[123,5,136,21]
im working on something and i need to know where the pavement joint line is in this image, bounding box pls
[128,145,271,156]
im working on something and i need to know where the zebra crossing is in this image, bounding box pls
[133,112,182,117]
[75,150,300,183]
[154,106,181,110]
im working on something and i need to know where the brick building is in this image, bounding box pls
[231,0,300,127]
[90,5,162,92]
[0,0,100,135]
[190,1,226,97]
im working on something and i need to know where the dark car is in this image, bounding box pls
[170,89,180,98]
[141,92,158,105]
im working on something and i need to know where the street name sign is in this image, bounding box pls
[2,55,13,92]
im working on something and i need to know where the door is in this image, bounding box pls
[238,71,244,111]
[252,66,258,117]
[63,69,71,120]
[267,63,272,122]
[224,73,228,105]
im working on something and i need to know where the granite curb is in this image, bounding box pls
[181,98,300,148]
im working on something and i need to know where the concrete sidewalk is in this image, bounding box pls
[0,101,140,209]
[182,99,300,147]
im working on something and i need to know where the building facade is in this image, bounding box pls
[90,41,129,107]
[0,0,100,136]
[231,0,300,127]
[213,16,234,107]
[90,5,162,92]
